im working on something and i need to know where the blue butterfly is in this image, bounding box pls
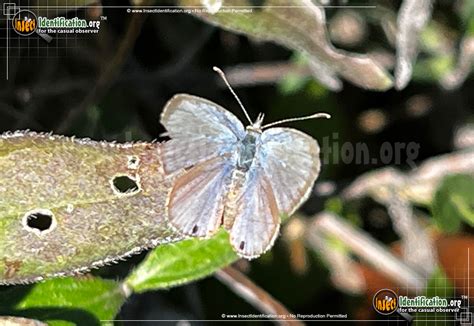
[160,67,330,259]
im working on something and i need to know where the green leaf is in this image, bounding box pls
[180,0,393,91]
[324,197,343,216]
[412,56,455,82]
[432,174,474,233]
[278,73,309,95]
[0,277,126,326]
[277,53,312,95]
[0,131,182,285]
[125,229,238,292]
[425,267,455,298]
[414,267,455,326]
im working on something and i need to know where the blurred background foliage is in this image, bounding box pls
[0,0,474,324]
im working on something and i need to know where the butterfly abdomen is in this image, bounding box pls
[223,169,245,230]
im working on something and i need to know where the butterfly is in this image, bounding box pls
[160,67,330,259]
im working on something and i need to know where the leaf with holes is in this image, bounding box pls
[0,277,125,326]
[125,229,238,292]
[432,174,474,234]
[179,0,393,91]
[0,131,183,285]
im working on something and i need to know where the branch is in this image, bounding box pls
[342,149,474,205]
[215,266,303,325]
[308,212,425,292]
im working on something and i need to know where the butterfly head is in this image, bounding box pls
[212,66,331,132]
[247,112,265,132]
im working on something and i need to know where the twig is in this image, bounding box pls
[56,8,147,133]
[441,36,474,90]
[307,225,366,295]
[215,266,303,326]
[386,192,437,277]
[218,59,344,90]
[454,123,474,149]
[395,0,434,90]
[220,62,310,88]
[342,149,474,205]
[282,216,309,275]
[308,212,425,292]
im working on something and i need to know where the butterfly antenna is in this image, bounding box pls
[261,112,331,129]
[213,66,253,125]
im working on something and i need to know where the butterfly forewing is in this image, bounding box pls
[167,156,234,238]
[258,127,321,215]
[229,170,280,259]
[161,94,245,174]
[161,137,228,175]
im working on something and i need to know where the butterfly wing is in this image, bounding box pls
[228,128,320,259]
[160,94,245,174]
[167,156,233,238]
[229,169,281,259]
[259,127,321,215]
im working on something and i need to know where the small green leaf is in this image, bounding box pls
[0,277,125,326]
[412,56,455,82]
[425,267,455,298]
[324,197,343,215]
[414,267,455,326]
[125,229,238,292]
[278,73,309,95]
[432,174,474,233]
[277,53,312,94]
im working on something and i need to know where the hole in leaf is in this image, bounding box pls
[27,213,52,231]
[112,175,140,195]
[22,209,57,235]
[127,155,139,169]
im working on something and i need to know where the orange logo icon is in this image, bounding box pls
[12,10,37,36]
[373,289,398,315]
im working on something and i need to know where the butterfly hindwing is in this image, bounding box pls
[161,94,245,174]
[258,127,321,215]
[229,169,280,259]
[167,156,233,238]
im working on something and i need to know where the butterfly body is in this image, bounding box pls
[235,129,260,172]
[160,93,324,259]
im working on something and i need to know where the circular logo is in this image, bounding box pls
[12,10,38,36]
[373,289,398,315]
